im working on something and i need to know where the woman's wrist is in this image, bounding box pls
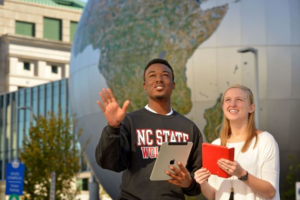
[237,169,247,179]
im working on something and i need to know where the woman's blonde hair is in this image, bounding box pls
[219,84,258,152]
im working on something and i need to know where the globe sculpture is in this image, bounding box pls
[70,0,300,198]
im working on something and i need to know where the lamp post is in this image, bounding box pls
[237,47,260,128]
[89,175,100,200]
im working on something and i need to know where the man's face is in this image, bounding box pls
[143,63,175,100]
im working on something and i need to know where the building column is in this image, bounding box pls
[37,60,47,78]
[62,19,70,43]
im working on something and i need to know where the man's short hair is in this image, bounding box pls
[144,58,174,81]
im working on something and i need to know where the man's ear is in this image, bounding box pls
[143,82,146,90]
[172,81,175,90]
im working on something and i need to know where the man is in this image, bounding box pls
[95,58,203,200]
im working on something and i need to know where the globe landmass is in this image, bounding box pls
[203,93,223,143]
[73,0,228,114]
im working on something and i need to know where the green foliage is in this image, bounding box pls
[20,110,83,200]
[281,155,300,200]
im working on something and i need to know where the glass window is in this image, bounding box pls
[18,87,25,90]
[82,178,89,191]
[24,88,31,138]
[32,87,38,127]
[38,85,45,117]
[24,62,30,71]
[5,94,11,161]
[53,82,59,115]
[67,80,70,115]
[44,17,62,41]
[15,21,35,37]
[77,178,89,191]
[52,65,58,74]
[70,21,78,42]
[60,79,66,117]
[17,90,25,149]
[11,93,17,159]
[45,83,52,114]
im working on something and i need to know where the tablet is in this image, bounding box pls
[202,143,235,178]
[150,142,193,181]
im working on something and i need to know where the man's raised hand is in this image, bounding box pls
[97,88,130,127]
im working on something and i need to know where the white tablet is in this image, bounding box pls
[150,142,193,181]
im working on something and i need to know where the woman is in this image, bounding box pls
[195,84,280,200]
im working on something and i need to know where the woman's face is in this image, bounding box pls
[222,88,255,123]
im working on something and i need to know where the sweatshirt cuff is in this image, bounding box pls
[105,124,121,135]
[182,178,201,196]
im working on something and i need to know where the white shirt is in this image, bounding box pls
[145,104,173,115]
[208,132,280,200]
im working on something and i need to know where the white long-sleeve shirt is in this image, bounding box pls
[208,131,280,200]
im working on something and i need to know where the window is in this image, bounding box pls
[45,83,52,113]
[38,85,45,117]
[17,86,26,90]
[82,178,88,191]
[77,178,89,191]
[44,17,62,41]
[24,62,30,71]
[53,0,73,6]
[15,21,35,37]
[70,21,78,42]
[51,65,58,74]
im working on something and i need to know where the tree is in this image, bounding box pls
[20,110,84,200]
[281,155,300,200]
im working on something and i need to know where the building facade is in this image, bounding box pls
[0,0,84,93]
[0,0,103,199]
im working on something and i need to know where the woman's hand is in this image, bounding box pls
[194,168,216,200]
[194,168,211,185]
[217,158,246,178]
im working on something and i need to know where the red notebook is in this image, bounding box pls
[202,143,235,178]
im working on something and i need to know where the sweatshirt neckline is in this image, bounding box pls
[144,105,174,116]
[142,108,176,118]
